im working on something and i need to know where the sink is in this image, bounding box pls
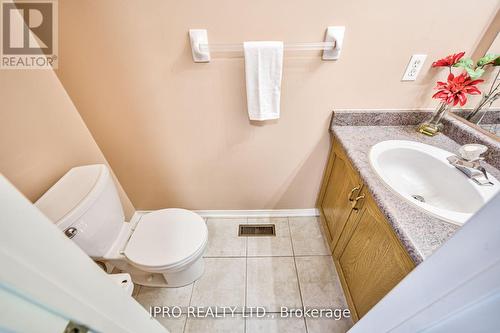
[369,140,499,225]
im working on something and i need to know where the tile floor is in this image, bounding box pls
[134,216,353,333]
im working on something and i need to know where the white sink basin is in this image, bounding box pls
[369,140,499,225]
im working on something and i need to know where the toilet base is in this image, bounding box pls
[163,256,205,287]
[127,256,205,288]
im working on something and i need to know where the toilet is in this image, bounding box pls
[34,164,208,287]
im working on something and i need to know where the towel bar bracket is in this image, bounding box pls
[322,26,345,60]
[189,29,210,62]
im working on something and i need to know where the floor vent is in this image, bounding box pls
[239,224,276,237]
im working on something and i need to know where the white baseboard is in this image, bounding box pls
[134,208,320,218]
[193,209,320,218]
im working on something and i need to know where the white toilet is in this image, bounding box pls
[34,164,208,287]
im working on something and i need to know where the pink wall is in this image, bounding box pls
[0,70,135,219]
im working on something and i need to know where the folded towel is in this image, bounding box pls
[243,41,284,121]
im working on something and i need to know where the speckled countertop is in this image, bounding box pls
[330,110,500,265]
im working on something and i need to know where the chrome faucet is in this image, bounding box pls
[447,144,493,186]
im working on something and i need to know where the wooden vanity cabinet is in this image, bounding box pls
[318,137,415,321]
[320,140,362,249]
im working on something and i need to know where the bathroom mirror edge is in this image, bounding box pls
[449,111,500,143]
[452,11,500,139]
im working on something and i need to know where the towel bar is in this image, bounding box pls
[198,41,335,52]
[189,27,345,63]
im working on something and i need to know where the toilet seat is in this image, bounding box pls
[123,208,207,272]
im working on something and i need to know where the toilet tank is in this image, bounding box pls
[35,164,125,258]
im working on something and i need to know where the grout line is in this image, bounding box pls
[204,255,247,258]
[246,255,295,258]
[183,282,195,333]
[287,217,309,333]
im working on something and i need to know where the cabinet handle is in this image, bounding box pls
[347,185,361,202]
[352,194,366,211]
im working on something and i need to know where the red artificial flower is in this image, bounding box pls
[432,52,465,67]
[432,72,483,106]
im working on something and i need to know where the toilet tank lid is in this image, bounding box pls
[35,164,109,226]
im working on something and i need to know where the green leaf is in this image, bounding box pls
[465,67,485,79]
[473,68,485,78]
[477,53,499,67]
[453,57,474,69]
[494,56,500,66]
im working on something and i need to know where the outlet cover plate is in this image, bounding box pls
[402,54,427,81]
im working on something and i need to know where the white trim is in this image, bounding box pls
[134,208,320,218]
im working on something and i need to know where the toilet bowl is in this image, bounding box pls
[34,164,208,287]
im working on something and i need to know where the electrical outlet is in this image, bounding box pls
[402,54,427,81]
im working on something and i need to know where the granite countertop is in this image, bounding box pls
[329,110,500,264]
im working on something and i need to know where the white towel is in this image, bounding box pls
[243,41,284,121]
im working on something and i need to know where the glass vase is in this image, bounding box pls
[418,102,450,136]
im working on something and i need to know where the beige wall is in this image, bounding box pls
[0,69,135,219]
[55,0,499,210]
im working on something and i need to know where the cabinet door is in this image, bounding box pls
[321,143,361,250]
[338,193,414,318]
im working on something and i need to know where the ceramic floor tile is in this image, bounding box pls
[289,216,330,256]
[205,218,247,257]
[246,315,306,333]
[246,257,302,312]
[247,217,293,257]
[305,317,353,333]
[133,214,352,333]
[295,256,348,309]
[190,258,246,310]
[184,315,244,333]
[134,283,193,313]
[155,315,187,333]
